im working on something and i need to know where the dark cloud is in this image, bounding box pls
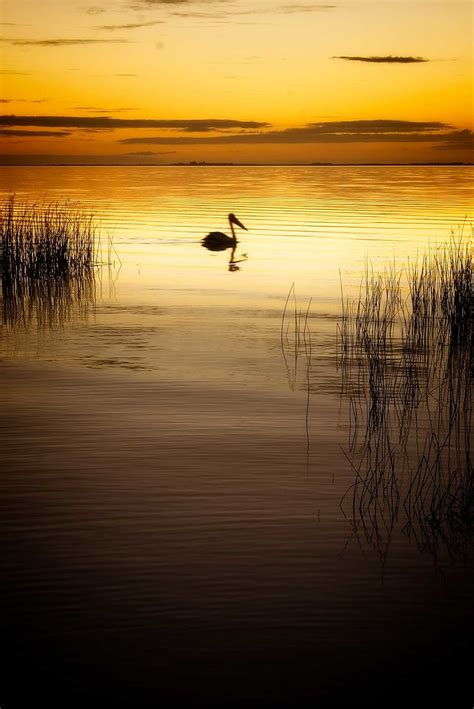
[433,130,474,151]
[135,0,335,7]
[334,55,428,63]
[0,129,71,137]
[119,133,457,146]
[2,38,130,46]
[75,127,112,133]
[170,3,335,18]
[123,150,177,155]
[0,69,30,75]
[73,106,135,112]
[2,115,467,152]
[0,115,270,131]
[227,3,337,14]
[306,120,450,133]
[118,120,464,146]
[128,0,205,10]
[84,6,106,14]
[114,73,138,77]
[0,98,47,103]
[275,4,336,13]
[170,10,225,17]
[130,1,335,18]
[96,21,164,30]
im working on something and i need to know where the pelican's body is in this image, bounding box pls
[202,213,247,251]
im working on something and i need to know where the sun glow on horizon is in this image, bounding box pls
[0,0,472,163]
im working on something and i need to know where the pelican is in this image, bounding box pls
[202,213,247,251]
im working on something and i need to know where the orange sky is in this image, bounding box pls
[0,0,472,163]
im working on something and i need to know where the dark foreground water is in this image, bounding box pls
[1,166,472,706]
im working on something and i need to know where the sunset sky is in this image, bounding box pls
[1,0,472,164]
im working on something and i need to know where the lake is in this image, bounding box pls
[1,165,473,706]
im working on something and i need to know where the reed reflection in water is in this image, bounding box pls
[2,269,96,329]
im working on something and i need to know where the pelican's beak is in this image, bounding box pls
[230,214,247,231]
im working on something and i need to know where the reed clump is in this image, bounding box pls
[338,236,473,561]
[1,195,99,328]
[1,194,97,280]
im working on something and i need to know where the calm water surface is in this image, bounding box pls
[1,166,472,706]
[2,166,472,383]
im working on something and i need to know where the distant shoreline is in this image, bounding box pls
[0,161,472,167]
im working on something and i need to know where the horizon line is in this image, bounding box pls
[0,159,472,167]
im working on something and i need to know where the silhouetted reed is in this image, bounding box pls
[281,284,314,467]
[1,195,99,328]
[1,195,97,278]
[281,283,312,391]
[338,237,472,562]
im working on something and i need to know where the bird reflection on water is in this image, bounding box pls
[227,245,248,272]
[202,213,249,271]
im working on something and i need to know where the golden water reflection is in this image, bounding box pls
[1,165,472,386]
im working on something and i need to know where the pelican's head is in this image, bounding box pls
[229,213,247,231]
